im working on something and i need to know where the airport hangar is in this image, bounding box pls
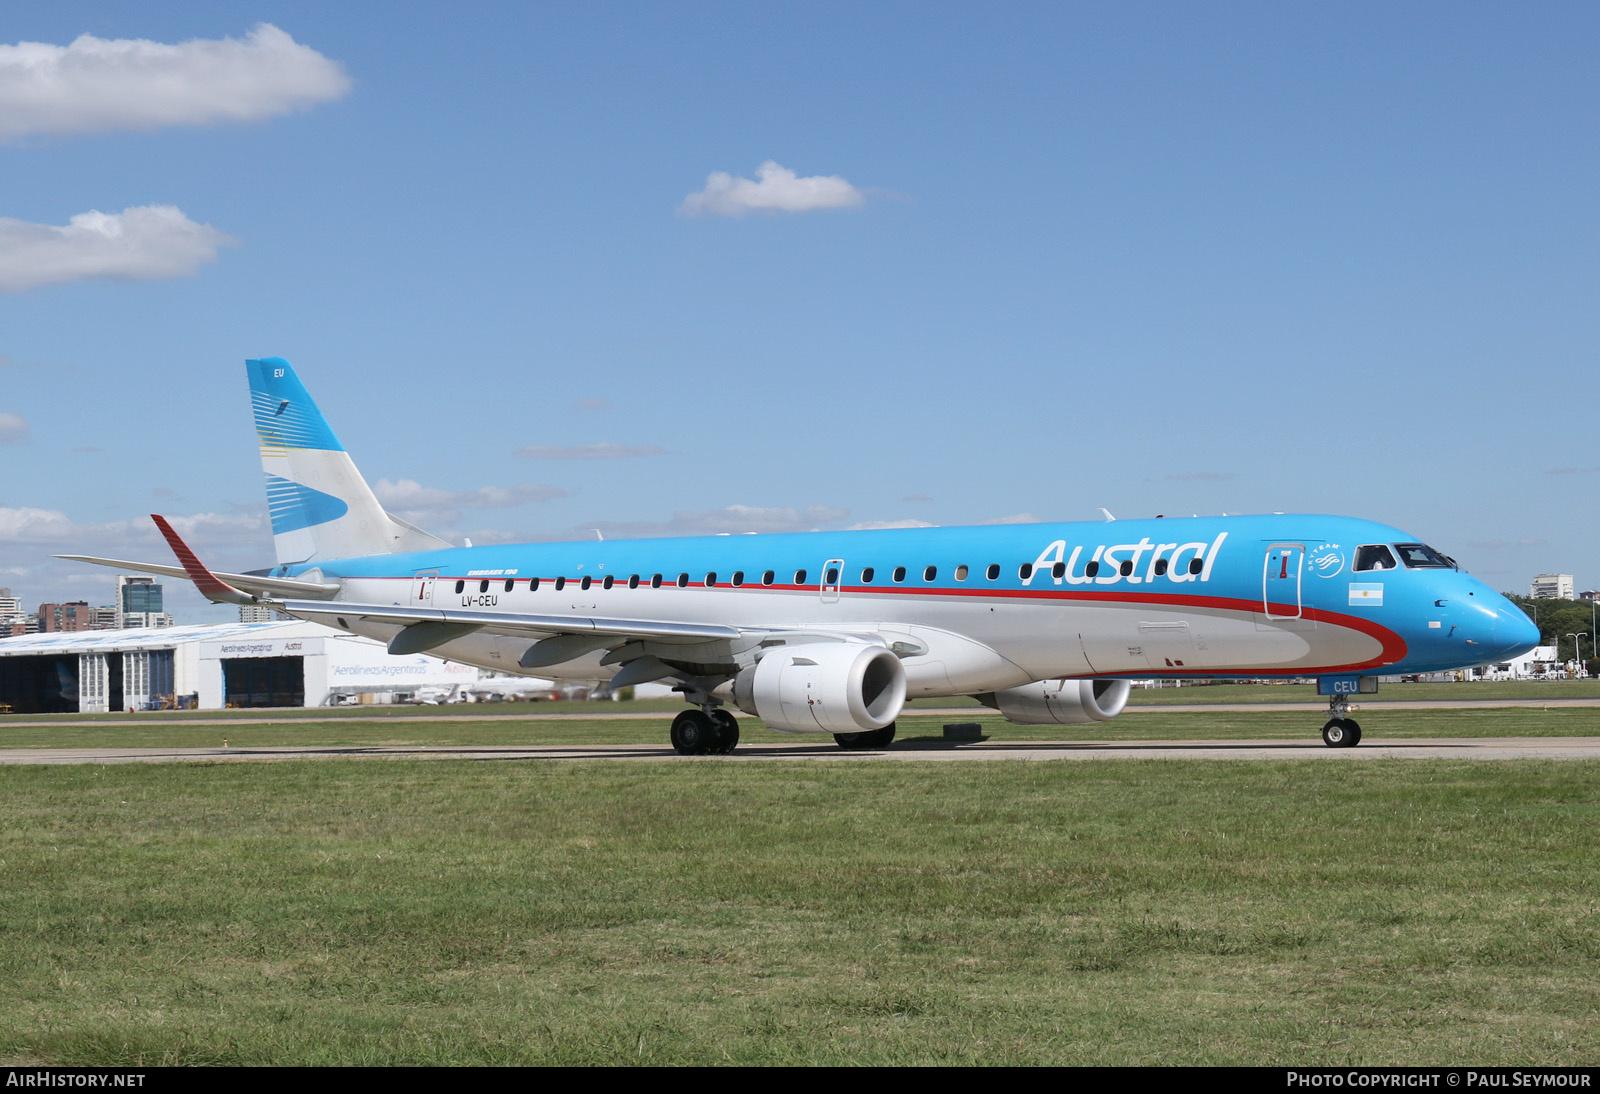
[0,621,479,714]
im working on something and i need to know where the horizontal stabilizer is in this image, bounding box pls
[54,554,341,599]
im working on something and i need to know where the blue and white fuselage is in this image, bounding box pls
[292,514,1533,689]
[63,358,1539,752]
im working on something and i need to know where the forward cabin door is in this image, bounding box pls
[820,559,845,604]
[1262,544,1304,620]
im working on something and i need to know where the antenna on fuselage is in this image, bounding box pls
[1098,508,1116,522]
[592,528,604,541]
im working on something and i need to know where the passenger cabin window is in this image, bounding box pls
[1120,560,1134,577]
[955,565,968,581]
[580,576,592,590]
[650,574,663,589]
[1354,544,1398,572]
[762,570,775,586]
[1019,563,1033,580]
[531,577,541,591]
[893,566,906,583]
[1187,558,1202,575]
[794,569,807,585]
[479,580,490,593]
[1153,559,1168,576]
[454,580,464,594]
[603,575,614,590]
[924,566,937,581]
[1395,543,1452,569]
[732,571,744,587]
[555,576,566,591]
[1051,562,1065,579]
[676,573,688,588]
[627,575,639,589]
[825,567,838,585]
[504,579,514,592]
[705,572,717,587]
[861,567,874,583]
[986,564,999,581]
[1085,561,1100,577]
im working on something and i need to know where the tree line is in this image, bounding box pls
[1505,594,1599,666]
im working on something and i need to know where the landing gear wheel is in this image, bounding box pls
[709,709,740,754]
[670,709,716,755]
[1321,718,1361,748]
[832,723,897,750]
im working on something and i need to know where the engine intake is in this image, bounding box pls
[734,643,906,733]
[979,678,1131,725]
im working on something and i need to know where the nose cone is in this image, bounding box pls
[1495,603,1542,659]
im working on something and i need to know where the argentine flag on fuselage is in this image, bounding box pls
[247,358,450,565]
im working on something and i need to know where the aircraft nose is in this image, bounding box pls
[1497,604,1542,659]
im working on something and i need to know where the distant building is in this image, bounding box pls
[0,588,24,637]
[1530,574,1575,600]
[115,576,172,629]
[38,602,96,632]
[238,604,278,623]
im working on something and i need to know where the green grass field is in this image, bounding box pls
[2,757,1597,1065]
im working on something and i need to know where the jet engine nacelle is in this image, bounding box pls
[982,678,1132,725]
[733,642,907,733]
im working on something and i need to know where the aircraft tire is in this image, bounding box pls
[670,709,717,755]
[709,709,740,754]
[832,723,896,750]
[1321,718,1360,748]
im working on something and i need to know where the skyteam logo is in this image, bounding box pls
[1307,543,1345,579]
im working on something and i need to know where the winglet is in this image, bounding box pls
[151,515,256,605]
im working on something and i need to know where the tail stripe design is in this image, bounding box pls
[265,476,349,536]
[249,382,344,452]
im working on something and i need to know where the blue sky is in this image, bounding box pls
[2,2,1595,623]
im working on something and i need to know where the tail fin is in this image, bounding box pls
[247,358,451,565]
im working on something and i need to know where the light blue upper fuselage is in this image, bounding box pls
[276,513,1538,681]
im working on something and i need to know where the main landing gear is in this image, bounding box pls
[669,708,740,755]
[1320,695,1362,748]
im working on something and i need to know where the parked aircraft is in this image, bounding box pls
[62,358,1540,753]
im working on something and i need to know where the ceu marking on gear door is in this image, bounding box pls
[1263,544,1304,620]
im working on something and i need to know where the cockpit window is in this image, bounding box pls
[1394,543,1452,569]
[1353,544,1397,572]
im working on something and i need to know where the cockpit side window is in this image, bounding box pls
[1394,543,1452,569]
[1353,544,1397,572]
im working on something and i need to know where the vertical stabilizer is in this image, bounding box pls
[247,358,451,565]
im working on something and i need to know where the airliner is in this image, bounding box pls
[62,358,1540,753]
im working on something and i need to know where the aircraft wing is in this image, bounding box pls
[274,598,743,643]
[53,554,342,599]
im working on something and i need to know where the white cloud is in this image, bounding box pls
[0,412,27,443]
[0,205,234,292]
[979,513,1044,525]
[0,24,350,142]
[846,519,937,531]
[516,442,666,460]
[588,503,851,539]
[678,160,866,218]
[374,478,565,525]
[0,505,262,547]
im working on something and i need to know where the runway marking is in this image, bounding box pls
[2,738,1598,765]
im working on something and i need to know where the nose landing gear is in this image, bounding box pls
[1320,694,1362,747]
